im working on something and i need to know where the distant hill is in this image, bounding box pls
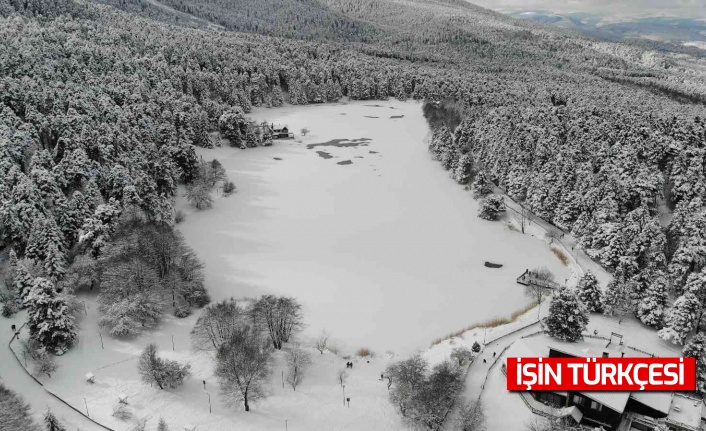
[506,11,706,57]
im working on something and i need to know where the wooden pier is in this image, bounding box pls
[516,269,562,290]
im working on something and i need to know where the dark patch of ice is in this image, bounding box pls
[316,151,333,159]
[307,138,371,149]
[337,160,352,165]
[390,115,404,119]
[273,157,282,160]
[364,116,379,119]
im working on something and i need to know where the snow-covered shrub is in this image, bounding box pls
[174,305,191,318]
[477,195,505,221]
[223,180,236,196]
[112,404,132,421]
[1,300,17,317]
[174,210,185,224]
[543,288,588,342]
[138,344,191,390]
[471,341,481,353]
[356,347,373,357]
[451,347,474,366]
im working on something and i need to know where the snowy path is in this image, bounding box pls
[440,321,541,431]
[0,311,101,431]
[501,192,612,288]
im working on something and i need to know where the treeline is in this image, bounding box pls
[427,102,706,346]
[106,0,381,42]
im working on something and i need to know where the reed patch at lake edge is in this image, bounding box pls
[430,300,539,346]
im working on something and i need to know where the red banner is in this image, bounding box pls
[506,357,696,391]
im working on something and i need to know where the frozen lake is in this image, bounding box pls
[177,100,570,355]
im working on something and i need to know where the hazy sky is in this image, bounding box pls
[470,0,706,20]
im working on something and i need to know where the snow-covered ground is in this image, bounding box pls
[10,293,407,431]
[176,99,570,356]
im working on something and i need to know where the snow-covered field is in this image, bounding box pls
[176,99,570,356]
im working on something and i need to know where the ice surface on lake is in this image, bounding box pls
[177,100,570,354]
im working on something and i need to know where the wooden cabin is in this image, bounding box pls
[272,124,294,139]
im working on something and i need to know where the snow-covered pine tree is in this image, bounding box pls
[682,333,706,394]
[13,261,34,301]
[218,107,246,148]
[637,275,669,328]
[24,277,77,352]
[44,409,66,431]
[543,287,588,342]
[576,272,602,313]
[452,154,472,184]
[658,293,701,345]
[471,171,492,199]
[602,274,635,324]
[157,417,169,431]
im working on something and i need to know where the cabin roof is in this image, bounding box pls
[578,391,631,414]
[505,336,661,415]
[630,391,673,415]
[667,394,702,431]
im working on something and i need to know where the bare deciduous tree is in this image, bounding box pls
[191,299,246,351]
[338,369,348,387]
[456,398,486,431]
[215,328,273,411]
[525,267,555,319]
[285,344,312,390]
[314,330,329,354]
[518,205,530,234]
[545,229,560,244]
[252,295,304,350]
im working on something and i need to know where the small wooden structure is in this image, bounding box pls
[85,372,95,384]
[271,124,294,139]
[516,269,561,290]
